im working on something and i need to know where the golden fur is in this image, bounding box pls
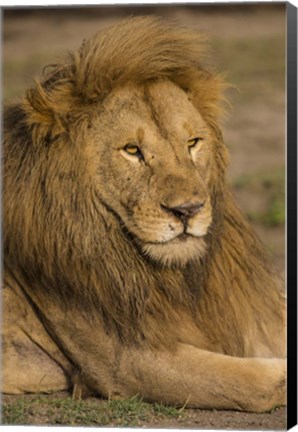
[3,17,285,411]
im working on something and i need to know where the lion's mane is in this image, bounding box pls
[3,17,282,352]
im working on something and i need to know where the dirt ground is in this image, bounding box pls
[2,4,286,430]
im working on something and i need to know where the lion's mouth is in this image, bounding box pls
[140,228,208,266]
[177,232,197,242]
[145,231,203,246]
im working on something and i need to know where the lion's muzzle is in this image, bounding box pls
[160,200,205,230]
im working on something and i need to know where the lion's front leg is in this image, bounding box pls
[113,344,286,412]
[2,280,71,395]
[25,299,285,412]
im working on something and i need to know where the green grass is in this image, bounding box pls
[233,166,285,226]
[2,395,184,427]
[2,399,29,425]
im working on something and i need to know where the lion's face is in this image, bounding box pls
[85,80,214,265]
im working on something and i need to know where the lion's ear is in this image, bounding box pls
[178,70,229,128]
[23,75,76,144]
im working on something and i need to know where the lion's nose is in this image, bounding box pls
[161,201,205,225]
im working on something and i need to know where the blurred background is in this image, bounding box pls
[3,4,286,271]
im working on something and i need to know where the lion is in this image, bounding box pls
[3,16,286,412]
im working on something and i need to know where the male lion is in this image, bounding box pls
[3,16,286,412]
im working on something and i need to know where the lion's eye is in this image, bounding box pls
[188,137,202,149]
[124,144,143,159]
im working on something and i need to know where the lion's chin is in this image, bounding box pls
[141,235,207,266]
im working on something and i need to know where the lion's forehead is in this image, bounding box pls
[146,80,203,126]
[100,80,206,147]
